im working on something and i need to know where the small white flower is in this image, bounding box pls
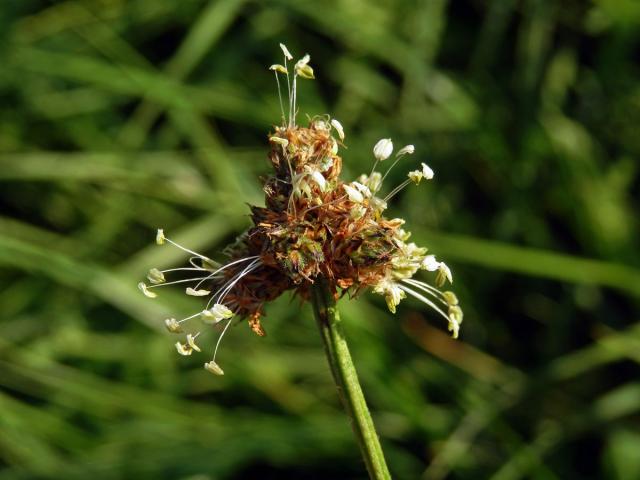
[374,279,406,314]
[352,181,372,198]
[186,334,201,353]
[350,204,367,220]
[421,162,434,180]
[373,138,393,161]
[369,196,387,212]
[164,318,183,333]
[186,287,211,297]
[175,341,192,356]
[331,119,345,141]
[367,172,383,192]
[156,229,165,245]
[397,145,415,156]
[279,43,293,60]
[204,361,225,376]
[138,282,157,298]
[421,255,440,272]
[147,268,165,284]
[202,303,234,324]
[310,170,327,192]
[343,183,364,203]
[408,170,423,185]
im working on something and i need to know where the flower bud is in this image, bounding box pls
[343,183,364,203]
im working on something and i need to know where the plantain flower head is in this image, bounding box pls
[139,44,464,374]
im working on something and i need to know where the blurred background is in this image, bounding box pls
[1,0,639,479]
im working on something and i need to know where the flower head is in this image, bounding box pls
[139,46,463,376]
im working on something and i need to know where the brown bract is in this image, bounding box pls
[208,121,403,335]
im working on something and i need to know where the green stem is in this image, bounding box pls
[311,280,391,480]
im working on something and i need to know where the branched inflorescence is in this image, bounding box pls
[139,44,463,375]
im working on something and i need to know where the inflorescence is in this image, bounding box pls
[139,44,463,375]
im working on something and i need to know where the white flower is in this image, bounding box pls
[373,138,393,161]
[397,145,415,156]
[138,282,157,298]
[310,170,327,192]
[343,183,364,203]
[331,119,345,141]
[352,181,371,198]
[279,43,293,60]
[408,170,423,185]
[185,287,211,297]
[369,196,387,212]
[421,255,440,271]
[421,162,434,180]
[204,361,225,376]
[374,279,406,314]
[350,204,366,220]
[202,303,234,324]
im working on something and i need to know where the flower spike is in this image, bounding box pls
[140,45,464,376]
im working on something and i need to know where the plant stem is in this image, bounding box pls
[311,279,391,480]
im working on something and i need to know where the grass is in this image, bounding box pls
[0,1,639,479]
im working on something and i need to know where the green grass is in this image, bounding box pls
[1,1,639,479]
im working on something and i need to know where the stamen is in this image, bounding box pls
[193,255,259,291]
[398,284,450,325]
[214,258,262,306]
[274,70,286,125]
[146,276,211,289]
[164,237,209,260]
[384,179,412,202]
[402,278,448,307]
[212,317,234,363]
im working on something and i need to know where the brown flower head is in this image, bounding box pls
[139,45,463,375]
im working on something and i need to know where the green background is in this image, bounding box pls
[1,1,639,478]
